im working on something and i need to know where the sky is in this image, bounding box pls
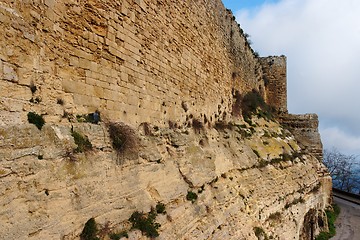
[222,0,360,157]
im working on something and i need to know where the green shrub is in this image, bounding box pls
[27,112,45,130]
[254,227,268,240]
[80,218,99,240]
[76,111,101,124]
[71,130,92,153]
[315,204,340,240]
[129,210,160,238]
[156,202,166,214]
[186,191,198,203]
[315,204,340,239]
[109,231,128,240]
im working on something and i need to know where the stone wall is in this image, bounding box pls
[0,0,332,239]
[0,0,262,128]
[260,56,287,113]
[279,114,323,160]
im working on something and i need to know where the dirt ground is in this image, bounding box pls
[331,196,360,240]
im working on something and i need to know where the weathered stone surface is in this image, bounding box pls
[0,117,331,240]
[279,113,323,160]
[0,0,263,128]
[0,0,331,239]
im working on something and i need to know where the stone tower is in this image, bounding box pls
[260,56,287,113]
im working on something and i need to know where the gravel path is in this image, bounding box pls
[331,196,360,240]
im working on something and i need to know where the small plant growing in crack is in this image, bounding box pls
[71,129,92,153]
[186,191,198,203]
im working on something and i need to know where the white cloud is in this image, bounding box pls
[321,126,360,155]
[235,0,360,154]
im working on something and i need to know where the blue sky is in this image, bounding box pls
[222,0,278,11]
[221,0,360,157]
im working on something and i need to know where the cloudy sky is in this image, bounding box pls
[222,0,360,156]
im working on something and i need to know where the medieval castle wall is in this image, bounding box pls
[0,1,330,239]
[0,0,264,128]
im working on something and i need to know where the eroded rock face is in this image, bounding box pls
[0,117,331,240]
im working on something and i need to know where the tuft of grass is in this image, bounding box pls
[186,191,198,203]
[71,130,92,153]
[27,112,45,130]
[108,122,138,156]
[80,218,99,240]
[156,202,166,214]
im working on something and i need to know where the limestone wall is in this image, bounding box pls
[279,113,323,160]
[0,116,331,240]
[0,0,262,128]
[260,56,287,113]
[0,0,332,239]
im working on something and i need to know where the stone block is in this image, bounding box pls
[73,94,101,108]
[69,56,79,66]
[44,0,55,8]
[0,60,2,79]
[0,111,22,126]
[3,62,18,82]
[78,58,92,70]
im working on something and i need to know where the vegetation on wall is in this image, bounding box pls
[71,130,92,153]
[76,111,101,124]
[129,209,161,238]
[241,89,273,121]
[108,122,138,156]
[27,112,45,130]
[254,227,269,240]
[186,191,198,203]
[315,204,340,240]
[80,204,166,239]
[80,218,99,240]
[109,231,128,240]
[232,89,273,122]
